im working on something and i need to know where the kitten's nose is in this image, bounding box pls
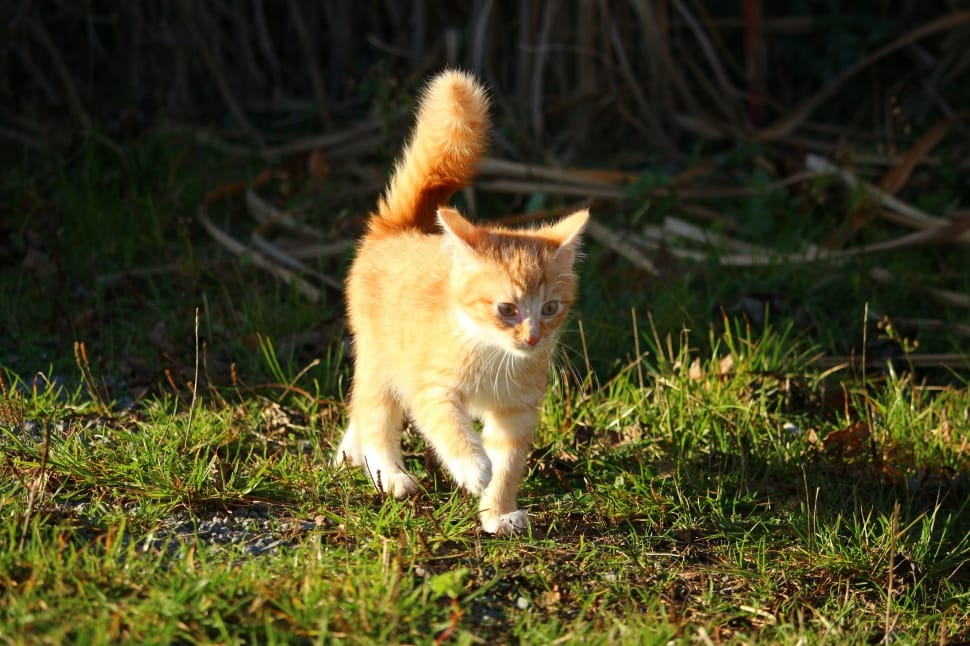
[523,319,541,346]
[526,327,541,345]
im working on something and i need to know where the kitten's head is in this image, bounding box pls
[438,207,589,357]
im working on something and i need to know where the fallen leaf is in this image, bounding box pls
[688,357,703,381]
[822,421,871,459]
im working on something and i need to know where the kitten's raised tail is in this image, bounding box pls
[369,70,490,239]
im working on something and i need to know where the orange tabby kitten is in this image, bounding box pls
[334,70,588,534]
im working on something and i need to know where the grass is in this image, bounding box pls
[2,131,969,644]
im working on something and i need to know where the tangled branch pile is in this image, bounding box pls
[4,2,970,161]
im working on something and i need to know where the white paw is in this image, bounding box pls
[332,425,362,467]
[383,471,420,498]
[448,450,492,496]
[362,453,419,498]
[480,509,529,535]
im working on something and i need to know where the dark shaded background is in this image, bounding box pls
[4,1,970,164]
[2,1,969,383]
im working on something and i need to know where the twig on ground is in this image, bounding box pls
[477,157,631,190]
[477,179,625,200]
[585,219,658,274]
[245,187,324,240]
[198,206,322,303]
[184,307,200,449]
[806,154,970,242]
[879,112,970,194]
[284,241,355,259]
[634,216,964,266]
[881,317,970,339]
[660,216,790,255]
[96,263,191,289]
[18,422,50,552]
[869,268,970,309]
[262,118,384,158]
[250,234,342,291]
[0,125,48,151]
[74,341,108,409]
[811,354,970,369]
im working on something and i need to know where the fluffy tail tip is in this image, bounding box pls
[419,69,490,131]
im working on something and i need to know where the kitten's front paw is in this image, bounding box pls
[449,451,492,496]
[332,425,362,467]
[382,471,420,498]
[480,509,529,535]
[356,451,419,498]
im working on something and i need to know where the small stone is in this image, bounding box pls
[20,420,44,442]
[516,596,530,610]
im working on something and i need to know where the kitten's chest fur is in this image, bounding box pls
[454,342,551,415]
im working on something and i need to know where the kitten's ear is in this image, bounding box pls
[437,207,487,249]
[547,209,590,261]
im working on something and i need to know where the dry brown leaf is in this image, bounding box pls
[307,148,330,179]
[671,159,715,189]
[260,402,293,433]
[822,421,871,459]
[805,427,823,450]
[204,170,273,204]
[688,357,703,381]
[540,587,562,608]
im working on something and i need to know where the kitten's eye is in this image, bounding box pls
[541,301,560,317]
[497,303,518,318]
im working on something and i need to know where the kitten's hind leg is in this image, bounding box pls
[478,408,536,534]
[338,384,418,498]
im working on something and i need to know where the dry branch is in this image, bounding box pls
[477,157,630,191]
[250,234,342,291]
[585,219,658,275]
[869,268,970,309]
[178,1,264,151]
[198,206,322,303]
[23,17,92,130]
[245,187,324,240]
[812,354,970,370]
[476,179,625,200]
[805,154,970,242]
[262,119,383,158]
[879,112,970,194]
[289,2,332,129]
[755,11,970,141]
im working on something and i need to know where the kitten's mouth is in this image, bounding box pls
[512,338,544,354]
